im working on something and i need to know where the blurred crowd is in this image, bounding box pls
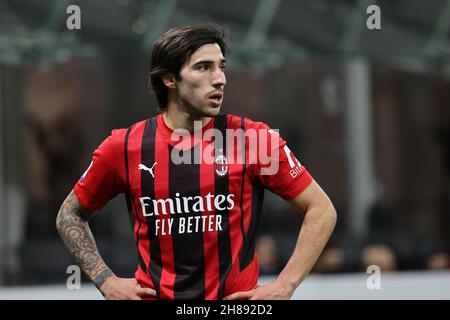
[256,198,450,275]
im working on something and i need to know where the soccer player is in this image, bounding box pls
[56,24,336,300]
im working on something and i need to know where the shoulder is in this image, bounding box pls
[108,119,150,142]
[100,128,127,150]
[98,119,150,152]
[224,114,271,131]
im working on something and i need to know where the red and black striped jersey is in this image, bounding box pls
[74,113,313,300]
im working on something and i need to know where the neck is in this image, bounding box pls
[164,104,211,133]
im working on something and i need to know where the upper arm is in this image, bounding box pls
[58,189,96,222]
[247,119,313,200]
[73,130,127,212]
[288,180,334,215]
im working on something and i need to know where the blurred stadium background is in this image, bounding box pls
[0,0,449,299]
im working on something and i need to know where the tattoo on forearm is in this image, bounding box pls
[93,269,114,288]
[56,191,113,289]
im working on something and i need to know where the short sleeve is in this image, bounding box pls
[73,129,126,211]
[248,120,313,200]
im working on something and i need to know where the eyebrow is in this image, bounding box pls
[192,59,227,67]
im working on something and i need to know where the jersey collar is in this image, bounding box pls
[156,113,216,150]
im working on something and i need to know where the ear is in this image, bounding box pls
[162,73,177,89]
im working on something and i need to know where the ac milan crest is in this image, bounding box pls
[215,154,228,177]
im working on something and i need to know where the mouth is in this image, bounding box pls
[208,92,223,107]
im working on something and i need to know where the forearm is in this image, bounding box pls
[277,203,336,293]
[56,191,114,289]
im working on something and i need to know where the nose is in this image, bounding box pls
[211,67,226,88]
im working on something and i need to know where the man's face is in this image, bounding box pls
[174,43,226,117]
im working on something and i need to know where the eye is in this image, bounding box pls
[220,64,226,71]
[198,64,209,71]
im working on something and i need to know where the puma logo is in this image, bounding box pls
[138,162,157,178]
